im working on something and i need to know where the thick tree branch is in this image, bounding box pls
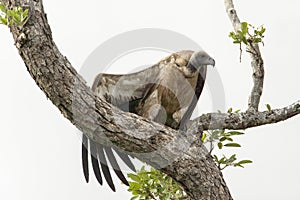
[224,0,265,112]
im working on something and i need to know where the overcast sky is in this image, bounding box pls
[0,0,299,200]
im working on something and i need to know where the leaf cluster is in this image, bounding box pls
[128,167,188,200]
[229,22,266,45]
[202,108,252,170]
[213,154,252,170]
[0,3,28,27]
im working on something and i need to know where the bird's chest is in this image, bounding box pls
[136,66,199,128]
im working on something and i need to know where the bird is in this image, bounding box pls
[81,50,215,191]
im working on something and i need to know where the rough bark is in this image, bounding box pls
[0,0,299,199]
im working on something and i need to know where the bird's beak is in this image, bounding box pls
[209,57,215,67]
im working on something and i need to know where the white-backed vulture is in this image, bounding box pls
[82,50,215,191]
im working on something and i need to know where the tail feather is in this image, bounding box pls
[82,135,89,183]
[82,137,136,190]
[96,143,116,192]
[90,140,103,185]
[104,147,129,186]
[114,148,136,172]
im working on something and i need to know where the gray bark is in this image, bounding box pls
[192,100,300,130]
[0,0,299,199]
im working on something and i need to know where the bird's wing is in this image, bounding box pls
[92,64,162,110]
[82,65,161,191]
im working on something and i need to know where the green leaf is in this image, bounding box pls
[266,104,271,111]
[218,142,223,149]
[229,154,237,160]
[237,30,244,37]
[6,9,14,17]
[201,133,207,142]
[225,137,233,142]
[0,3,7,13]
[229,31,237,39]
[227,131,245,135]
[129,182,141,191]
[226,154,237,164]
[253,38,262,43]
[13,13,21,23]
[241,22,248,34]
[213,155,218,161]
[23,9,28,17]
[260,27,266,35]
[234,163,244,168]
[227,108,233,113]
[130,196,139,200]
[237,160,253,165]
[224,143,241,147]
[8,19,13,26]
[162,193,171,200]
[241,36,248,45]
[128,174,141,182]
[219,156,226,164]
[0,16,8,25]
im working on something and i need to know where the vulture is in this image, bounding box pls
[81,50,215,191]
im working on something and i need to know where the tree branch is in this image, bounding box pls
[192,100,300,130]
[224,0,265,112]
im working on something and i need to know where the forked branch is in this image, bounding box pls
[225,0,265,112]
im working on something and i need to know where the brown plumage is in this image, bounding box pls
[82,50,215,190]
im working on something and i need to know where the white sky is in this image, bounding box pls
[0,0,299,199]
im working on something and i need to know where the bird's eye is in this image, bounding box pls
[175,63,180,67]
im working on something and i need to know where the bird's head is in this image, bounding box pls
[163,50,214,77]
[187,50,215,72]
